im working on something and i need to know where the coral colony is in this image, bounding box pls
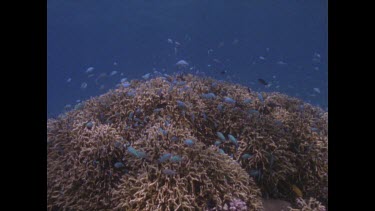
[47,74,327,210]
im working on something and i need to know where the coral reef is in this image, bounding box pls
[288,197,326,211]
[47,73,328,210]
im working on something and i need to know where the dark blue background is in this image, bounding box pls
[47,0,327,118]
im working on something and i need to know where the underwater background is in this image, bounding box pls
[47,0,327,122]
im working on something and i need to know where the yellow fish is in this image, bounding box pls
[292,185,303,197]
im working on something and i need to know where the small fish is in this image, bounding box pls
[127,146,139,157]
[201,93,216,99]
[66,78,72,83]
[214,140,221,146]
[243,98,252,104]
[122,82,131,88]
[81,82,88,89]
[110,71,118,76]
[216,132,226,141]
[258,93,264,102]
[120,78,128,83]
[142,73,151,80]
[217,104,224,112]
[311,127,319,132]
[228,134,238,145]
[114,141,122,148]
[313,88,321,94]
[171,136,179,142]
[176,60,189,67]
[177,100,187,109]
[218,149,225,154]
[258,78,268,86]
[249,170,260,178]
[259,56,266,60]
[291,185,303,197]
[202,112,207,121]
[170,155,182,163]
[277,61,287,65]
[128,111,134,119]
[175,81,187,86]
[85,67,94,73]
[158,153,172,163]
[64,104,72,110]
[241,153,252,159]
[137,151,147,158]
[114,162,124,168]
[184,139,194,146]
[190,113,195,122]
[167,38,173,44]
[74,103,84,110]
[127,89,136,97]
[220,70,228,74]
[162,169,176,175]
[223,97,236,104]
[159,128,168,136]
[86,122,93,129]
[134,118,142,123]
[213,59,222,63]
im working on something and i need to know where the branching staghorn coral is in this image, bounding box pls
[47,73,327,210]
[287,197,326,211]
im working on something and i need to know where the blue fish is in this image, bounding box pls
[170,155,182,163]
[142,73,151,80]
[127,146,138,157]
[122,82,131,88]
[217,104,224,112]
[184,139,194,146]
[241,153,252,159]
[159,128,168,136]
[249,170,260,177]
[218,149,225,154]
[243,98,252,104]
[158,153,172,163]
[114,162,125,168]
[202,112,207,121]
[153,108,162,113]
[176,81,187,86]
[228,134,238,145]
[214,140,221,146]
[134,118,142,123]
[258,93,264,102]
[216,132,226,141]
[162,169,176,175]
[171,136,179,141]
[177,100,187,109]
[201,93,216,99]
[224,97,236,104]
[248,110,259,115]
[191,113,195,122]
[86,122,94,129]
[127,146,146,158]
[127,89,136,97]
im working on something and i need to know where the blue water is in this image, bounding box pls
[47,0,327,118]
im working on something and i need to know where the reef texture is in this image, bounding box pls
[47,74,327,210]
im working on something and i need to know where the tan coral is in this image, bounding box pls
[47,74,327,210]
